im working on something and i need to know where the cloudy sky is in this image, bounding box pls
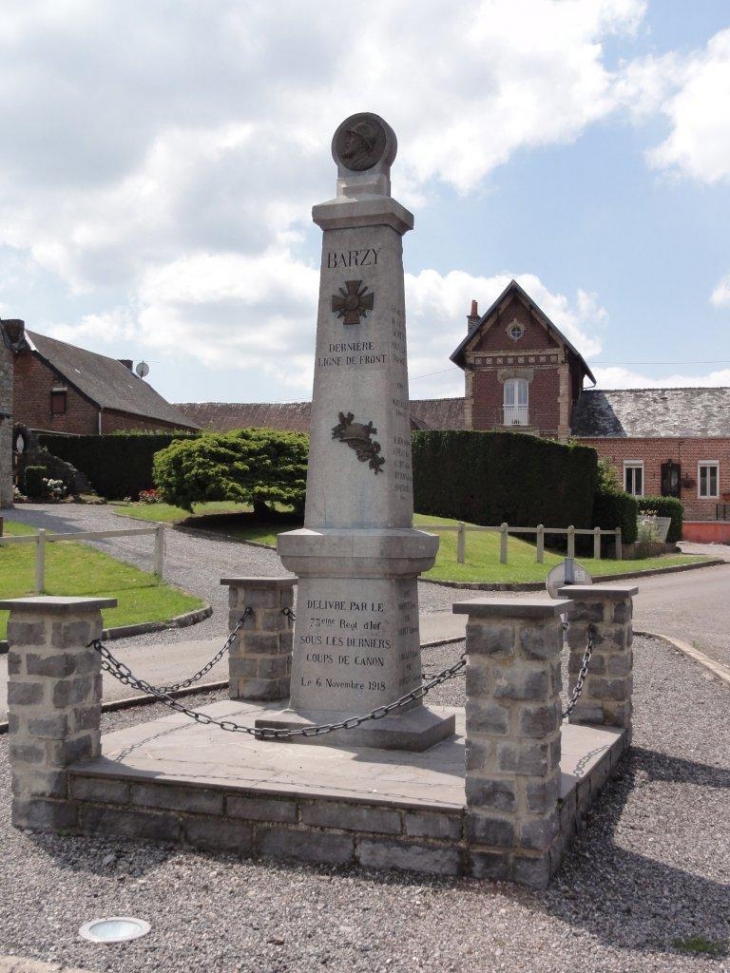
[1,0,729,405]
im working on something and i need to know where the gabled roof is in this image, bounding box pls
[175,398,467,434]
[572,387,730,438]
[24,330,200,429]
[450,279,596,384]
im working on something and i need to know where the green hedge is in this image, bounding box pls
[411,431,598,528]
[39,431,199,499]
[638,495,683,544]
[592,488,639,545]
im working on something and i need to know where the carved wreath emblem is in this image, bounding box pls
[332,412,385,474]
[331,280,374,326]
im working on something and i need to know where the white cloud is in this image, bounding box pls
[711,275,730,308]
[645,28,730,183]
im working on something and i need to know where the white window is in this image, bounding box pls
[624,461,644,496]
[698,461,719,498]
[503,378,529,426]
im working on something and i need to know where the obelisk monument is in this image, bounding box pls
[276,113,454,749]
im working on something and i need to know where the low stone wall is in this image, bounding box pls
[70,774,465,875]
[3,585,635,888]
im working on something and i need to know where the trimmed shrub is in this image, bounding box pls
[39,431,199,499]
[153,429,309,513]
[22,465,49,498]
[592,488,638,546]
[638,495,683,544]
[411,431,598,528]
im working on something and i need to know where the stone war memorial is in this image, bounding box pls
[3,113,636,888]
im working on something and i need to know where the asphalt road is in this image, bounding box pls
[632,560,730,669]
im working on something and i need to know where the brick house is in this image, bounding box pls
[1,319,199,438]
[0,325,13,506]
[449,279,595,439]
[176,278,730,541]
[452,281,730,540]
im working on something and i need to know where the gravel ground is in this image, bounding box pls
[3,504,461,648]
[1,635,729,973]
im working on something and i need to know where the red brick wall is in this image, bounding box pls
[470,301,560,354]
[579,437,730,522]
[464,295,579,437]
[14,350,192,435]
[14,349,99,434]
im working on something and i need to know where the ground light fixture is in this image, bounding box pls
[78,917,151,944]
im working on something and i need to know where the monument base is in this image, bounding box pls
[255,702,456,752]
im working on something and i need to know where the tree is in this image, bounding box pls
[152,429,308,514]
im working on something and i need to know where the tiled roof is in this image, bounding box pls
[26,331,200,429]
[572,387,730,438]
[175,397,467,433]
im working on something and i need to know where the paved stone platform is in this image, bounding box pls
[67,702,626,878]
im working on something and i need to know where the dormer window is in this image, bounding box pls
[51,387,67,415]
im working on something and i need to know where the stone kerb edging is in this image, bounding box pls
[558,585,637,737]
[1,596,113,831]
[454,597,571,889]
[222,578,296,701]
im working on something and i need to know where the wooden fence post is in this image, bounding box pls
[457,522,466,565]
[500,523,508,565]
[567,526,575,560]
[35,529,46,594]
[615,527,622,561]
[536,525,544,564]
[593,526,601,560]
[154,524,165,578]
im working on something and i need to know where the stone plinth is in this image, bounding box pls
[558,585,637,735]
[455,597,571,888]
[276,113,449,750]
[1,595,115,831]
[222,578,295,701]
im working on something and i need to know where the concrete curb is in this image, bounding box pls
[636,630,730,687]
[0,604,213,655]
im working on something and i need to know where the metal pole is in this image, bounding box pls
[536,525,544,564]
[500,523,508,565]
[457,522,466,565]
[594,526,601,560]
[154,524,164,578]
[35,529,46,594]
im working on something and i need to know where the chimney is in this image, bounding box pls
[467,299,479,333]
[1,319,26,348]
[118,359,133,370]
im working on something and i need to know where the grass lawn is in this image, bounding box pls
[0,520,204,640]
[112,503,710,584]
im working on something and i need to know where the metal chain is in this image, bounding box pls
[91,637,466,740]
[562,623,596,718]
[282,607,296,624]
[115,607,252,696]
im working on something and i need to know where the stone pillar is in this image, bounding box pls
[454,597,571,889]
[1,596,116,831]
[559,584,637,735]
[276,113,450,750]
[222,578,295,701]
